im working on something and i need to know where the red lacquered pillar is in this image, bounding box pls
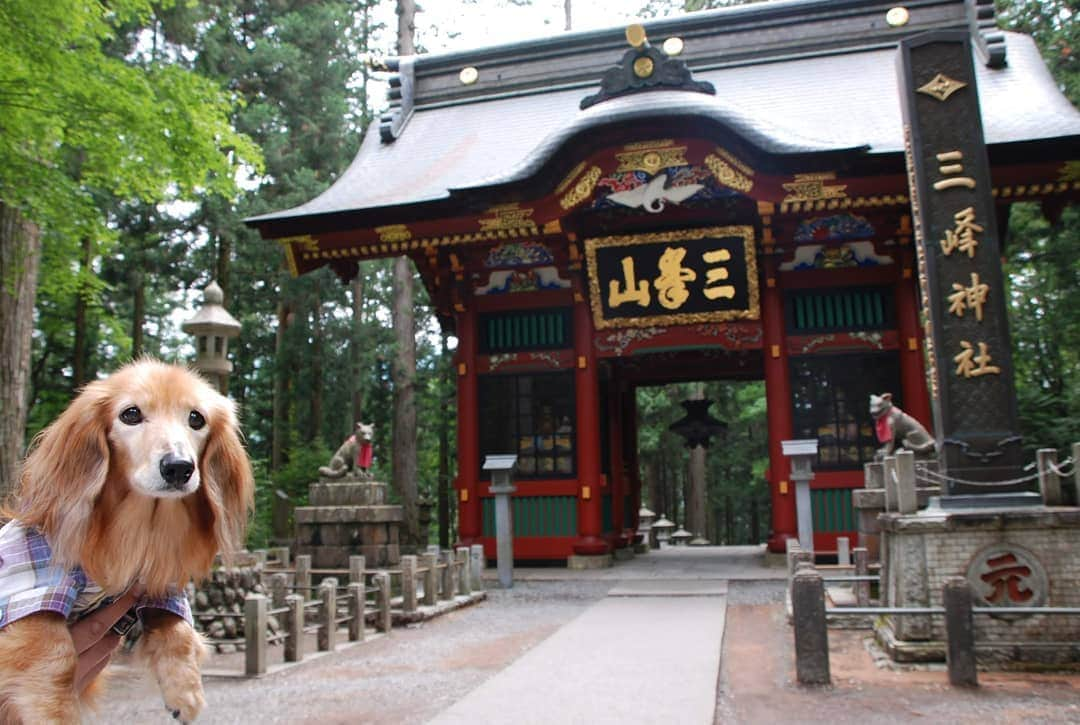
[895,237,932,429]
[455,305,481,546]
[572,293,608,556]
[762,260,797,553]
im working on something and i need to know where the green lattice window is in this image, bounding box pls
[479,372,575,478]
[790,353,900,469]
[480,308,571,353]
[786,288,893,333]
[482,495,578,537]
[811,488,856,533]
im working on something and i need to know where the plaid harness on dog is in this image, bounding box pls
[0,520,191,630]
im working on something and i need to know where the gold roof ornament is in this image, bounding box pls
[459,66,479,85]
[886,7,910,27]
[625,23,647,49]
[662,37,684,57]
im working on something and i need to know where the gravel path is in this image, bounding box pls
[85,562,1080,725]
[89,581,612,724]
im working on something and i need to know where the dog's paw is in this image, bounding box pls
[160,681,205,723]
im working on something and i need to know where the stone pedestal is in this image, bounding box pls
[295,476,404,568]
[876,505,1080,665]
[852,485,939,561]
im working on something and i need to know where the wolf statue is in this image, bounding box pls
[869,393,937,460]
[319,421,375,479]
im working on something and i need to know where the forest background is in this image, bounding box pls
[0,0,1076,550]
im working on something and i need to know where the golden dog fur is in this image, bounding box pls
[0,360,253,723]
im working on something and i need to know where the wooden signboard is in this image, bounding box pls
[584,226,759,329]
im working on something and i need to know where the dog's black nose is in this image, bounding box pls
[160,454,195,487]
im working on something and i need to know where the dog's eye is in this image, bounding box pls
[189,411,206,430]
[119,406,143,425]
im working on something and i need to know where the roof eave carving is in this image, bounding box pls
[579,37,715,110]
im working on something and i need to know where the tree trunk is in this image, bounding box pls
[648,456,661,517]
[750,495,760,544]
[131,267,145,359]
[350,266,365,426]
[564,0,572,31]
[393,0,419,546]
[724,494,734,546]
[215,230,231,305]
[438,332,451,549]
[272,300,292,470]
[391,256,419,545]
[310,282,323,442]
[73,236,92,387]
[396,0,416,56]
[686,385,707,537]
[0,203,42,498]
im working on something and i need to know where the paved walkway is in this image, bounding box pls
[433,546,779,724]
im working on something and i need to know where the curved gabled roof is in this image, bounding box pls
[247,3,1080,232]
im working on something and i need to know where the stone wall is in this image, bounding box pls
[878,507,1080,663]
[189,562,279,654]
[295,478,403,567]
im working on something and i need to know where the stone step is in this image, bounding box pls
[294,504,404,525]
[308,481,388,506]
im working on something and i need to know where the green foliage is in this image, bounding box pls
[1004,203,1080,452]
[636,380,768,543]
[1,0,260,435]
[996,0,1079,104]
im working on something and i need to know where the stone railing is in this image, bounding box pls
[202,546,486,677]
[391,546,483,622]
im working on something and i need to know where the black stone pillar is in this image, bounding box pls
[897,31,1027,495]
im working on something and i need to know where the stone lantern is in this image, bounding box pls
[670,527,693,546]
[181,281,241,394]
[651,514,675,547]
[782,438,819,552]
[636,506,656,552]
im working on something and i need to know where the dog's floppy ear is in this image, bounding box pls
[13,380,111,564]
[199,398,254,558]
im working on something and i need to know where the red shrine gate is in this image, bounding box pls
[247,1,1080,562]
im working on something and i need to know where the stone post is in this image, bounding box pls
[456,547,472,595]
[943,577,978,687]
[864,461,884,489]
[783,440,818,552]
[483,454,517,587]
[1073,442,1080,504]
[295,554,312,601]
[836,537,850,567]
[284,593,303,663]
[853,547,870,607]
[400,555,418,613]
[491,483,515,588]
[791,568,830,685]
[318,577,337,652]
[375,572,392,633]
[438,551,454,600]
[349,555,366,585]
[896,450,918,515]
[244,594,268,677]
[470,544,485,591]
[883,456,898,512]
[347,582,365,642]
[421,552,438,606]
[273,546,291,568]
[270,572,288,610]
[1037,448,1062,505]
[252,549,268,566]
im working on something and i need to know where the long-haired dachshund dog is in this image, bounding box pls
[0,360,254,722]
